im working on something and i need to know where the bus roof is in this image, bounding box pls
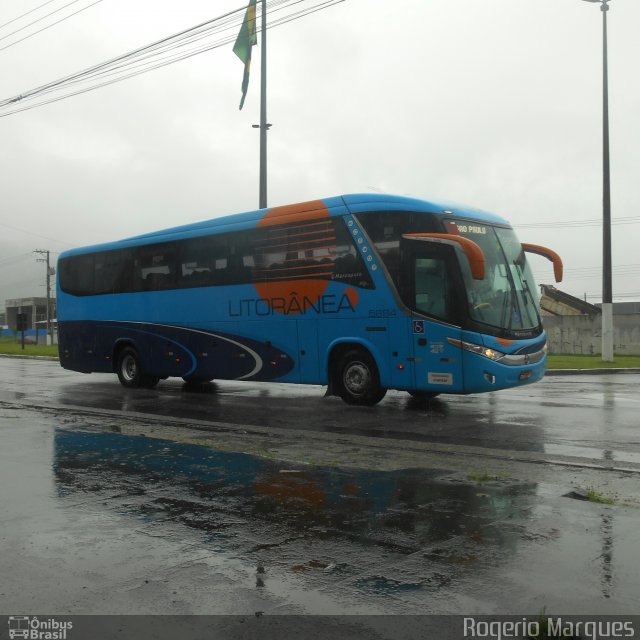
[59,193,510,258]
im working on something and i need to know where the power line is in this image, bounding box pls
[567,271,640,277]
[0,0,346,117]
[0,0,61,30]
[566,262,640,272]
[0,252,33,268]
[0,0,103,52]
[0,2,255,109]
[0,221,70,246]
[565,264,640,274]
[0,0,99,44]
[515,215,640,229]
[0,0,324,100]
[584,292,640,300]
[15,3,249,98]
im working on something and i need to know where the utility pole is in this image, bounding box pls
[34,249,55,345]
[252,0,270,209]
[259,0,267,209]
[582,0,614,362]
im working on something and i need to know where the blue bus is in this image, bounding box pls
[56,194,562,405]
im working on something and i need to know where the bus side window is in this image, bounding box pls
[247,225,286,283]
[225,251,252,284]
[114,250,135,292]
[94,249,134,295]
[179,236,210,288]
[59,254,94,295]
[210,257,228,284]
[138,247,175,291]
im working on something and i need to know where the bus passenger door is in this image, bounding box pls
[403,242,465,394]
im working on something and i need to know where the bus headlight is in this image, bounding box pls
[447,338,505,362]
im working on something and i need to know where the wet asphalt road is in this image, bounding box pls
[1,357,639,624]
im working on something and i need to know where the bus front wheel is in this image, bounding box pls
[335,349,386,406]
[116,347,159,389]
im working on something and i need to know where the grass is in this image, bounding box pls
[546,354,640,369]
[0,336,59,358]
[586,487,616,505]
[468,471,494,484]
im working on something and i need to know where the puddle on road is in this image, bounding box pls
[52,426,537,601]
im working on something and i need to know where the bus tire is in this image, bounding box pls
[116,346,158,389]
[335,349,386,406]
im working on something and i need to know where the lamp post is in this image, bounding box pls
[259,0,268,209]
[582,0,613,362]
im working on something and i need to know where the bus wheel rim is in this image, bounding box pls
[344,361,370,396]
[122,354,137,381]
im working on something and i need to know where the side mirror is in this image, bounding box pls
[521,243,563,282]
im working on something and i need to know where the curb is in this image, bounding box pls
[545,368,640,376]
[0,353,58,362]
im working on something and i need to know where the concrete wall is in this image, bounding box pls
[543,314,640,355]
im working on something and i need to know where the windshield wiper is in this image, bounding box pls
[521,277,535,308]
[500,290,512,329]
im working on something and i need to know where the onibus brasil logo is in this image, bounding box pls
[8,616,73,640]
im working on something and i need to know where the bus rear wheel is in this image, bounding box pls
[335,349,386,406]
[116,347,159,389]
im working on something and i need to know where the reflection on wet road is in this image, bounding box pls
[54,426,533,561]
[1,358,640,615]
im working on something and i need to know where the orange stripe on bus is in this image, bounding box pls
[255,239,337,252]
[258,199,330,227]
[253,272,334,282]
[264,220,333,233]
[255,228,335,243]
[254,263,336,273]
[257,256,335,266]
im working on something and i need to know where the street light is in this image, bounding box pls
[582,0,613,362]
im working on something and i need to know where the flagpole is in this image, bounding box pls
[259,0,268,209]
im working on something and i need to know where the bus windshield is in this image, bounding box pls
[444,221,540,332]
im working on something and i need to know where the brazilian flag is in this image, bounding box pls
[233,0,257,110]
